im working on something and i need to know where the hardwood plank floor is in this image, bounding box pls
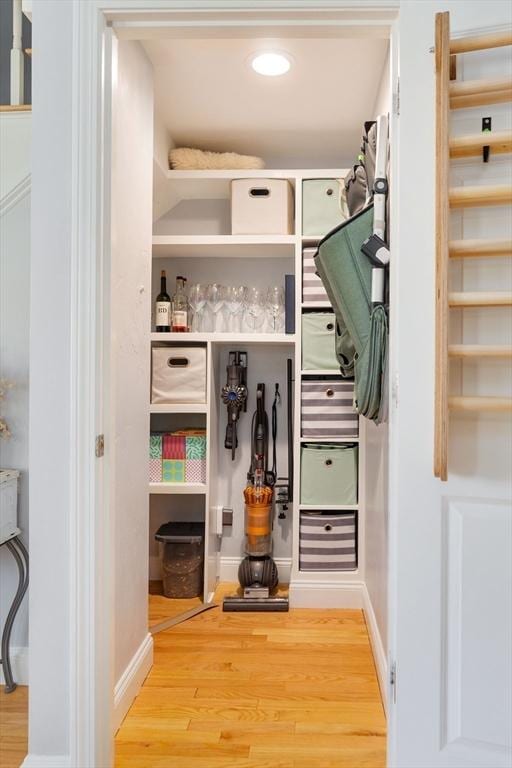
[0,685,28,768]
[115,583,386,768]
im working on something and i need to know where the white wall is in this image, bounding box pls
[0,113,31,664]
[28,0,73,756]
[111,38,154,686]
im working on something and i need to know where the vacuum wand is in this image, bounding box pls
[221,351,248,460]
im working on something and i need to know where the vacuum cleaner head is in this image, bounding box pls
[223,596,289,612]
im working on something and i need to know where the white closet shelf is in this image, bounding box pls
[152,235,296,259]
[301,369,342,376]
[299,504,359,511]
[301,302,332,309]
[149,482,207,495]
[151,332,296,345]
[150,403,208,414]
[300,437,359,444]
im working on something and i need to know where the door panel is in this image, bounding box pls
[391,2,512,766]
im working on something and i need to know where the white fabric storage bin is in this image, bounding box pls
[231,178,294,235]
[299,511,357,571]
[301,378,358,438]
[302,178,348,237]
[0,470,19,544]
[151,346,207,404]
[302,247,330,306]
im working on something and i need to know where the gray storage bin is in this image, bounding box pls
[302,179,348,237]
[155,522,204,598]
[301,377,358,438]
[302,312,339,370]
[299,511,357,571]
[300,443,358,506]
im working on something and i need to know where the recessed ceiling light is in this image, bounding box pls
[250,52,291,77]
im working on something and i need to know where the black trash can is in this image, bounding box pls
[155,522,204,598]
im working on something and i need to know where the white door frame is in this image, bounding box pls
[66,3,399,766]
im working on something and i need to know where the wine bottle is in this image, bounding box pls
[155,270,171,332]
[172,276,188,332]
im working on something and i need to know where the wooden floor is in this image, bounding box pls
[0,685,28,768]
[115,583,386,768]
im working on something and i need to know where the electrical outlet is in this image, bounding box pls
[222,507,233,527]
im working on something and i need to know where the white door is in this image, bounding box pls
[390,2,512,767]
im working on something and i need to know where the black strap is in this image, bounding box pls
[271,384,280,480]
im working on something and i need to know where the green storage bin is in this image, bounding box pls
[300,444,358,505]
[302,179,348,237]
[302,312,339,370]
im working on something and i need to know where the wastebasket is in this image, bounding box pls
[155,522,204,598]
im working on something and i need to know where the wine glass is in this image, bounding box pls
[225,286,246,333]
[188,283,206,332]
[266,286,285,332]
[206,283,226,332]
[244,287,266,332]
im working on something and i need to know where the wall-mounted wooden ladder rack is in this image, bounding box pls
[434,12,512,481]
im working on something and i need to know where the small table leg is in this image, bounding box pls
[1,536,29,693]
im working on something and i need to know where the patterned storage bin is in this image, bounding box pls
[300,443,358,505]
[301,312,339,370]
[150,430,206,484]
[302,247,330,306]
[301,378,358,438]
[299,511,357,571]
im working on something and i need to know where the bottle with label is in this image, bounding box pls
[172,276,189,332]
[155,270,171,332]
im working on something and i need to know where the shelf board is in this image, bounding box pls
[301,302,332,309]
[150,403,207,414]
[299,504,359,511]
[149,482,207,495]
[152,234,296,259]
[301,369,341,376]
[300,437,359,444]
[151,332,296,345]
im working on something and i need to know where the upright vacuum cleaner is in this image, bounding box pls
[223,369,292,613]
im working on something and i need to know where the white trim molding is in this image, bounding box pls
[0,645,28,686]
[0,174,31,218]
[219,556,292,583]
[113,633,153,733]
[289,579,365,608]
[21,756,70,768]
[362,583,388,714]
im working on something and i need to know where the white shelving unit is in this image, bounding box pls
[150,167,364,608]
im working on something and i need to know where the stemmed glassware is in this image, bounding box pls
[266,286,285,332]
[244,287,266,331]
[206,283,226,332]
[188,283,206,331]
[225,286,246,332]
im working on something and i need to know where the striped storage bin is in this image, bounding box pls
[301,378,358,438]
[302,247,330,306]
[299,511,357,571]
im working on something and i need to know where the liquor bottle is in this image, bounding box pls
[172,276,188,332]
[155,270,171,332]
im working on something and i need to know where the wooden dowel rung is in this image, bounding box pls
[450,76,512,98]
[450,31,512,54]
[448,344,512,358]
[449,239,512,258]
[449,130,512,158]
[449,291,512,307]
[449,184,512,208]
[451,89,512,110]
[448,396,512,412]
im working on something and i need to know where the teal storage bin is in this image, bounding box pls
[302,179,348,237]
[300,444,358,505]
[302,312,339,370]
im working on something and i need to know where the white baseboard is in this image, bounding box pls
[113,632,153,732]
[0,645,28,686]
[289,580,364,608]
[362,583,388,714]
[219,556,292,583]
[21,756,69,768]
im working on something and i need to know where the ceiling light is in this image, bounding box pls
[250,52,291,77]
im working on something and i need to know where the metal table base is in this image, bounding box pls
[1,536,29,693]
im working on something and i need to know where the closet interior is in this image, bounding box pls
[111,30,392,621]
